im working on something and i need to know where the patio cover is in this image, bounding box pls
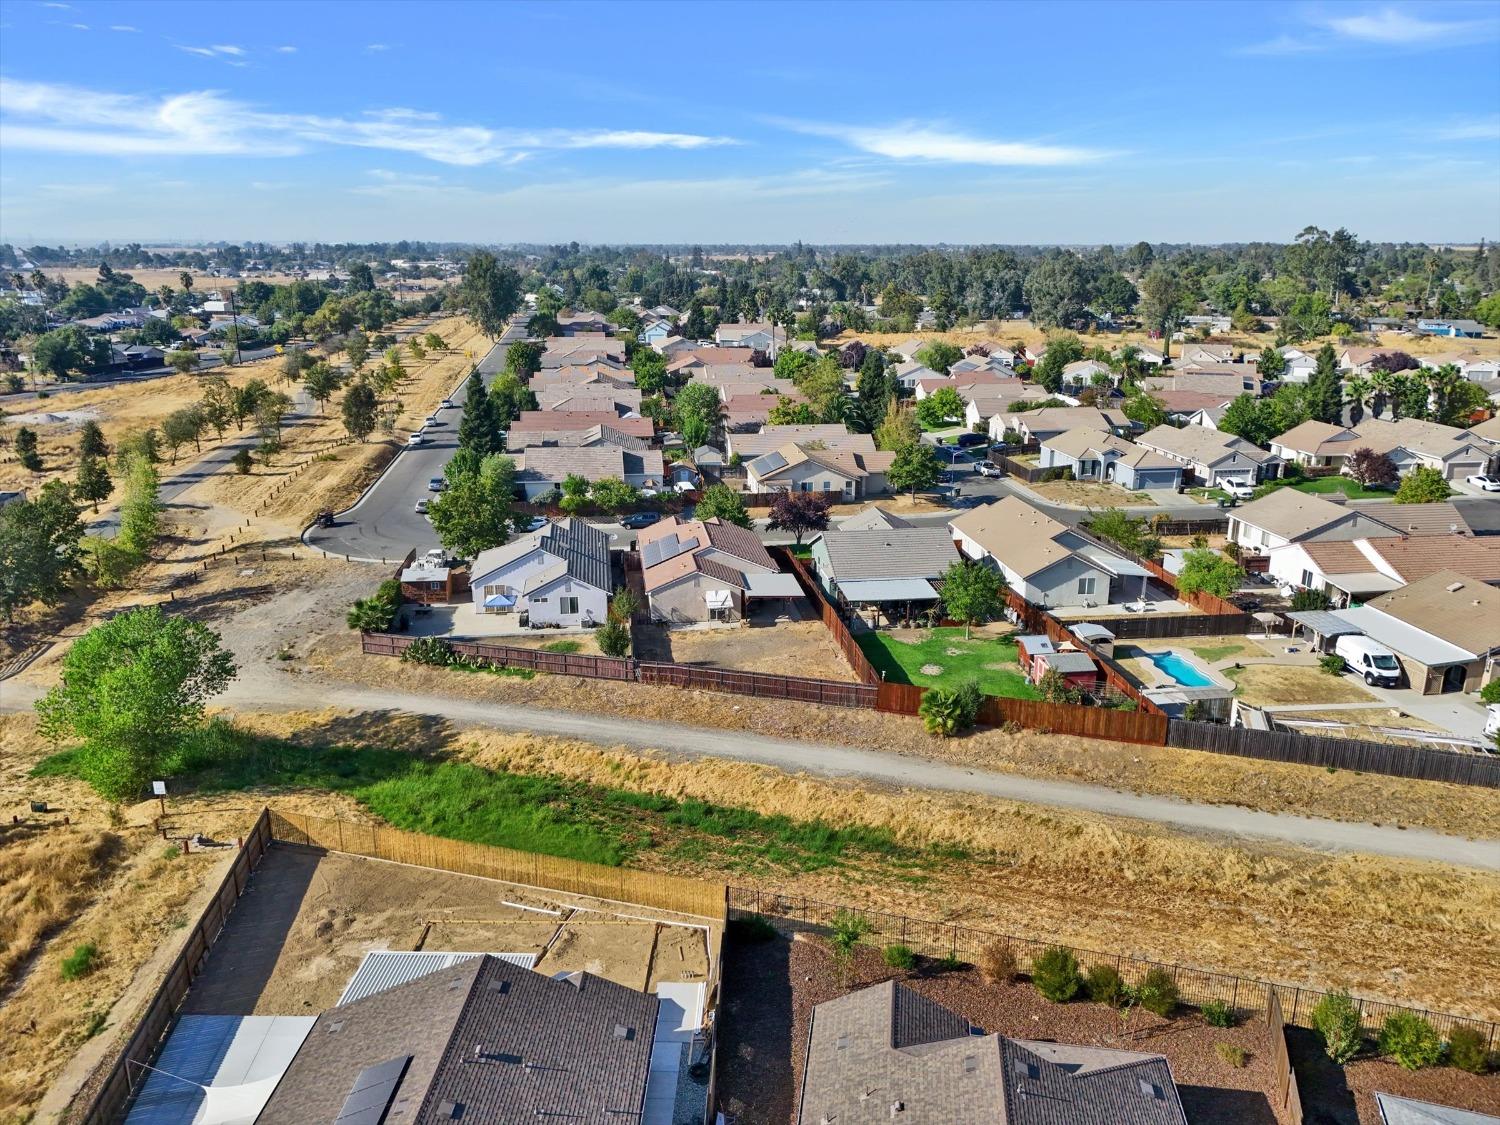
[1073,544,1151,578]
[743,572,804,598]
[1286,610,1363,637]
[836,577,939,603]
[1322,572,1403,596]
[483,592,517,608]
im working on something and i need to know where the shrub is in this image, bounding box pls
[1319,653,1346,676]
[1201,999,1238,1028]
[727,914,777,943]
[1136,967,1180,1017]
[1085,963,1127,1008]
[1480,680,1500,705]
[882,944,917,970]
[61,942,100,981]
[1379,1012,1444,1070]
[1446,1026,1491,1074]
[978,942,1018,984]
[828,910,872,961]
[919,687,970,738]
[1031,946,1083,1003]
[231,448,253,474]
[934,953,963,973]
[1311,991,1363,1063]
[401,636,455,666]
[1215,1042,1249,1068]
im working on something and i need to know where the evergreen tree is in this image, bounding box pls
[78,420,109,460]
[341,380,378,441]
[15,426,41,471]
[1306,344,1343,424]
[117,455,162,560]
[457,371,500,455]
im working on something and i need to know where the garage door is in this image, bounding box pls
[1446,461,1481,480]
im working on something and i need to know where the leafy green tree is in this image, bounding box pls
[117,454,162,559]
[938,559,1005,638]
[1032,333,1084,393]
[161,407,205,462]
[630,348,669,395]
[773,348,816,382]
[341,379,379,441]
[1176,549,1244,598]
[1310,991,1363,1064]
[1218,394,1276,445]
[1087,507,1161,559]
[428,453,517,557]
[1023,253,1091,328]
[1122,392,1167,430]
[31,326,112,380]
[1378,1013,1443,1070]
[0,480,84,620]
[232,379,269,431]
[165,348,200,375]
[693,483,752,528]
[673,382,723,448]
[424,332,447,351]
[198,376,236,440]
[489,374,535,426]
[459,251,522,338]
[505,340,543,379]
[303,360,342,413]
[914,342,963,375]
[1257,347,1287,379]
[1137,268,1192,358]
[15,426,41,471]
[280,349,312,385]
[1394,465,1452,504]
[1031,946,1083,1002]
[78,420,109,460]
[767,400,817,425]
[874,403,921,451]
[559,473,591,514]
[254,392,293,450]
[35,606,237,802]
[457,370,502,455]
[887,442,940,497]
[683,300,714,340]
[74,453,112,511]
[589,476,640,514]
[596,617,630,657]
[115,428,161,468]
[231,448,253,475]
[344,329,370,371]
[915,386,966,428]
[408,337,426,362]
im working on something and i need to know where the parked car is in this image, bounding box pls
[1465,474,1500,492]
[955,432,989,448]
[440,398,453,408]
[406,432,426,447]
[1485,704,1500,739]
[976,461,1003,478]
[427,477,447,492]
[414,499,429,514]
[620,511,661,529]
[1334,634,1403,688]
[1221,479,1256,500]
[523,516,548,532]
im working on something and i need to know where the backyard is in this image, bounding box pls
[1259,475,1395,501]
[855,625,1042,698]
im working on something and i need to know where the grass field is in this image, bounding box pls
[856,627,1041,698]
[1260,476,1395,501]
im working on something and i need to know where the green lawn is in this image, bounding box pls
[1254,476,1394,501]
[856,627,1041,699]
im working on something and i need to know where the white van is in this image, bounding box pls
[1333,635,1403,688]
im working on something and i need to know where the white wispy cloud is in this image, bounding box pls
[210,43,247,55]
[1238,34,1322,55]
[41,2,71,8]
[1431,117,1500,141]
[1317,6,1499,44]
[0,78,742,165]
[274,45,297,53]
[777,119,1110,166]
[68,21,88,29]
[365,43,389,52]
[177,43,248,61]
[110,24,138,32]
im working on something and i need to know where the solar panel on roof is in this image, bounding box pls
[334,1055,410,1125]
[758,451,787,471]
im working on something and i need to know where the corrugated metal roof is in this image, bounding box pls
[743,572,804,597]
[1286,610,1363,637]
[1334,606,1478,665]
[835,577,939,602]
[338,951,537,1006]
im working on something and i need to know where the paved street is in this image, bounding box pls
[303,319,529,562]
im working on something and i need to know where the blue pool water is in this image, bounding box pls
[1147,651,1214,688]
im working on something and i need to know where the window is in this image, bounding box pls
[822,480,832,491]
[559,596,580,615]
[1300,570,1314,588]
[1077,576,1096,596]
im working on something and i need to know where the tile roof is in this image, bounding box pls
[950,495,1082,579]
[815,526,957,582]
[729,425,868,459]
[1367,501,1471,537]
[509,411,654,440]
[1136,424,1276,467]
[1014,407,1130,440]
[796,981,1187,1125]
[1367,536,1500,584]
[515,445,664,487]
[837,504,913,531]
[638,515,777,592]
[259,956,657,1125]
[1366,570,1500,655]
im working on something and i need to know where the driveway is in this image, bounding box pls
[303,321,530,563]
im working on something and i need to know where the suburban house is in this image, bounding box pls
[512,446,665,499]
[835,503,911,531]
[257,956,659,1124]
[529,363,636,390]
[555,310,613,335]
[913,369,1015,400]
[727,424,860,460]
[1278,346,1319,383]
[714,321,777,351]
[1419,352,1500,382]
[892,359,939,391]
[1008,405,1132,445]
[666,346,759,376]
[468,518,613,624]
[1037,428,1184,489]
[950,496,1149,610]
[1178,342,1236,364]
[1134,424,1282,487]
[969,384,1056,437]
[797,981,1188,1125]
[637,515,799,624]
[1151,388,1237,428]
[540,336,626,367]
[1417,318,1486,338]
[890,337,927,361]
[1060,358,1116,390]
[1267,532,1500,605]
[723,390,808,430]
[808,525,957,625]
[637,320,674,347]
[508,411,655,446]
[535,386,643,415]
[1268,417,1498,480]
[1334,570,1500,694]
[1226,488,1470,558]
[1143,368,1267,398]
[743,440,895,499]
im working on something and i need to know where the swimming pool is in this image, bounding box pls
[1147,650,1215,688]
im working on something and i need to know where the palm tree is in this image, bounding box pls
[1344,375,1373,425]
[1422,363,1463,422]
[1368,370,1396,419]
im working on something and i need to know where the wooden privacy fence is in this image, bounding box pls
[81,809,275,1125]
[986,450,1070,484]
[1267,991,1306,1125]
[870,681,1168,745]
[638,661,875,706]
[772,548,880,685]
[1169,719,1500,787]
[728,887,1500,1054]
[1003,592,1164,715]
[270,810,728,921]
[362,631,636,680]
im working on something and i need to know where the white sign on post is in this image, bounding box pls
[151,781,167,796]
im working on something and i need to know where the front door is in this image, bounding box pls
[1441,664,1468,693]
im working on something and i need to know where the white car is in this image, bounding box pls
[1221,480,1256,500]
[1465,474,1500,492]
[406,432,425,447]
[976,461,1003,478]
[440,398,453,409]
[414,499,429,514]
[1486,704,1500,739]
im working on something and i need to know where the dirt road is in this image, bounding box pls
[5,675,1494,870]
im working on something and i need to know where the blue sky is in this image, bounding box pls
[1,0,1498,245]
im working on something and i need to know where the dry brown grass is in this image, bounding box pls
[1228,664,1377,706]
[1027,479,1153,506]
[660,620,859,682]
[0,825,121,993]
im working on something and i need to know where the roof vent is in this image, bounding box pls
[1447,581,1465,592]
[1012,1059,1040,1081]
[327,1020,344,1035]
[836,1034,851,1051]
[1139,1079,1164,1100]
[437,1102,463,1120]
[613,1024,635,1040]
[889,1103,905,1117]
[963,1055,978,1074]
[487,980,511,994]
